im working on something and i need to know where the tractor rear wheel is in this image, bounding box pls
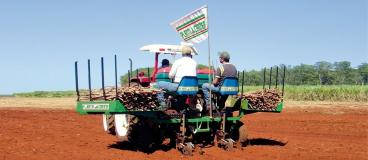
[114,114,130,141]
[127,116,155,151]
[102,114,116,135]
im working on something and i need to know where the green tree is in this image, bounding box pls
[244,70,263,85]
[289,64,319,85]
[358,63,368,85]
[333,61,354,84]
[315,61,333,85]
[118,60,366,86]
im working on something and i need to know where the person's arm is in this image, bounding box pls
[169,60,179,79]
[212,77,220,86]
[212,67,222,86]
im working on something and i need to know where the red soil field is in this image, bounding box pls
[0,106,367,160]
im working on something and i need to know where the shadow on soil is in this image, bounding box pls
[108,138,287,154]
[244,138,287,146]
[108,141,173,154]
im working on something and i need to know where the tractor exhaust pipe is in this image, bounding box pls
[128,70,131,87]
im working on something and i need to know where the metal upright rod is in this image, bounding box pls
[88,59,92,101]
[147,67,150,82]
[74,61,80,101]
[269,67,273,89]
[114,55,118,98]
[222,113,226,132]
[182,114,186,136]
[129,58,132,75]
[101,57,106,100]
[282,66,286,100]
[263,67,266,89]
[128,70,131,87]
[241,70,245,97]
[237,71,240,80]
[136,69,138,79]
[207,6,213,118]
[275,66,279,88]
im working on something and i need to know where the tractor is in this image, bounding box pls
[74,44,285,155]
[126,44,212,88]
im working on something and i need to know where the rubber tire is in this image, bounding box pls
[114,114,130,141]
[127,116,155,152]
[102,114,116,135]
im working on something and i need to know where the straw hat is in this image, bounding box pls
[181,46,192,55]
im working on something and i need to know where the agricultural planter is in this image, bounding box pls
[74,45,286,155]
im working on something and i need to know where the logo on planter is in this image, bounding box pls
[82,104,109,111]
[220,87,238,92]
[178,86,198,92]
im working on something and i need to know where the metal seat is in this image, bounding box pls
[219,77,239,95]
[176,76,199,95]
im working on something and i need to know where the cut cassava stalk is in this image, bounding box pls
[79,86,161,111]
[241,89,281,111]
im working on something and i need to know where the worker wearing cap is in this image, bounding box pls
[158,59,170,73]
[156,46,197,106]
[202,51,237,110]
[161,59,170,68]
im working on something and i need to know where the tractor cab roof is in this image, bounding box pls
[139,44,198,55]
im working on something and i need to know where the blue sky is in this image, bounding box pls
[0,0,367,94]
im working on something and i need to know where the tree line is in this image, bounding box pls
[241,61,368,86]
[120,61,368,86]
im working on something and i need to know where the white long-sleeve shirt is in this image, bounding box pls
[169,57,197,83]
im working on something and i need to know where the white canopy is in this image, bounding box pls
[139,44,198,55]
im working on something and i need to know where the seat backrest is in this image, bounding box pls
[219,77,239,95]
[177,76,199,95]
[197,68,215,87]
[197,73,213,87]
[155,73,171,82]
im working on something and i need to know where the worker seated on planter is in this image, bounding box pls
[156,46,197,107]
[161,59,170,70]
[155,59,171,82]
[202,51,237,111]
